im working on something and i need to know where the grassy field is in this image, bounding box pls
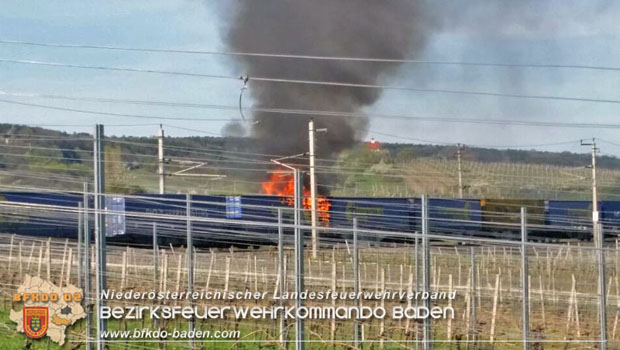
[6,140,620,199]
[330,157,620,200]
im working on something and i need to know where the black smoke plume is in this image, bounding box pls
[223,0,438,157]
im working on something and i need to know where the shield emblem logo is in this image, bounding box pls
[23,307,48,339]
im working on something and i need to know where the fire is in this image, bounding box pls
[262,172,331,223]
[315,197,331,223]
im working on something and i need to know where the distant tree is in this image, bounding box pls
[395,148,416,164]
[104,145,145,194]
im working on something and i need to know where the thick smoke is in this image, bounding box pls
[223,0,438,157]
[220,121,246,138]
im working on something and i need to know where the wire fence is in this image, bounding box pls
[0,194,619,350]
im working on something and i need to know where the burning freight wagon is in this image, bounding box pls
[261,171,331,223]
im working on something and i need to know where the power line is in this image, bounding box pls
[0,58,232,80]
[0,98,235,122]
[163,124,219,136]
[149,122,590,160]
[3,147,608,188]
[1,39,619,72]
[6,91,615,131]
[2,141,613,186]
[1,58,619,104]
[248,76,620,104]
[0,122,159,128]
[3,95,620,129]
[361,129,582,149]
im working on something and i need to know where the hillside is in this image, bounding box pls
[1,124,618,199]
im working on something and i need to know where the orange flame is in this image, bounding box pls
[262,172,331,223]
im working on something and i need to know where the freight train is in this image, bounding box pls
[0,192,617,246]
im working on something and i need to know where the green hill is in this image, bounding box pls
[1,124,618,199]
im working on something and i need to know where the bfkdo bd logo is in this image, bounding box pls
[10,276,86,345]
[23,307,48,338]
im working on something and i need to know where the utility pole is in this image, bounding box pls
[93,124,106,350]
[581,138,598,242]
[457,143,464,198]
[308,119,326,259]
[581,139,607,350]
[158,124,165,194]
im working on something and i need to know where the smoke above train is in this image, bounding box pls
[222,0,437,157]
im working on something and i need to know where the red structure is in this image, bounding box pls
[366,137,381,151]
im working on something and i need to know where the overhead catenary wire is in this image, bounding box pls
[3,123,619,200]
[0,164,595,197]
[3,126,588,178]
[361,129,584,149]
[238,75,249,121]
[0,122,160,128]
[1,58,619,104]
[1,149,609,187]
[0,127,609,178]
[0,91,616,161]
[0,133,612,182]
[1,39,619,72]
[3,94,620,130]
[0,98,235,122]
[3,145,618,201]
[2,37,616,223]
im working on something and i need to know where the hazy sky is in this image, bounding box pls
[0,1,619,156]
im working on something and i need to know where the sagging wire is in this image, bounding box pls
[238,75,249,121]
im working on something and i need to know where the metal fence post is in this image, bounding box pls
[152,221,159,331]
[83,183,92,350]
[597,222,607,350]
[470,246,477,349]
[415,224,419,294]
[93,124,106,350]
[153,222,158,286]
[353,217,361,349]
[294,169,305,350]
[186,194,195,350]
[521,207,529,350]
[278,208,287,348]
[421,195,431,350]
[77,202,83,290]
[414,221,420,350]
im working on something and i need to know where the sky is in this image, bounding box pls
[0,0,619,156]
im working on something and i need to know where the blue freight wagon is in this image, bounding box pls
[0,191,607,245]
[544,200,591,240]
[600,201,620,237]
[328,197,416,242]
[0,192,82,238]
[426,198,482,236]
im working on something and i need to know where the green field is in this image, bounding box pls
[4,145,620,200]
